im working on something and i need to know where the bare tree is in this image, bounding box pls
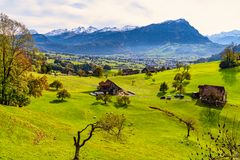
[73,123,98,160]
[73,113,126,160]
[192,121,240,160]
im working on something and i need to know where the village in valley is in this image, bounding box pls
[1,1,240,159]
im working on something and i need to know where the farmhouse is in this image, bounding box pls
[141,67,157,73]
[197,85,227,106]
[98,79,123,95]
[122,69,140,75]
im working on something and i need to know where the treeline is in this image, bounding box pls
[220,45,240,69]
[31,56,112,77]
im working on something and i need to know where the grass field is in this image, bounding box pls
[0,61,240,159]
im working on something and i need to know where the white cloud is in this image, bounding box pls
[1,0,240,34]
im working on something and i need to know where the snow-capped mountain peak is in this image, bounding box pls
[45,29,68,36]
[85,26,98,33]
[121,25,138,31]
[98,27,120,32]
[70,26,86,34]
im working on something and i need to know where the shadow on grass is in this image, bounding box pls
[47,88,58,92]
[91,101,110,106]
[50,99,67,103]
[157,92,167,97]
[81,91,95,94]
[114,102,128,109]
[219,68,240,86]
[195,100,224,110]
[199,108,221,127]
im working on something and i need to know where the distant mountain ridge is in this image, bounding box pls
[44,25,138,36]
[32,19,225,57]
[208,30,240,45]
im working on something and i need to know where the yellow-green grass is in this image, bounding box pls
[0,61,240,159]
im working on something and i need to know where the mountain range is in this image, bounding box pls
[208,30,240,45]
[31,19,225,57]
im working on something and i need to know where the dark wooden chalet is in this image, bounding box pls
[98,80,123,95]
[122,69,140,75]
[197,85,227,106]
[141,67,157,73]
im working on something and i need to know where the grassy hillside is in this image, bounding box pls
[0,61,240,159]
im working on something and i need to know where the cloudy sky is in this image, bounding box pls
[1,0,240,35]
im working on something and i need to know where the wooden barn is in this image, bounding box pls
[197,85,227,106]
[98,80,123,95]
[141,67,157,73]
[122,69,140,75]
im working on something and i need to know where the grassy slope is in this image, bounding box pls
[0,61,240,159]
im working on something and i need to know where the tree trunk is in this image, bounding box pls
[73,146,80,160]
[187,126,190,138]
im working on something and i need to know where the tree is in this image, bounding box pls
[117,96,131,106]
[117,69,123,75]
[193,122,240,159]
[103,65,111,70]
[172,81,179,91]
[96,94,111,105]
[183,65,191,72]
[57,89,71,101]
[73,113,126,160]
[131,80,135,86]
[77,69,85,77]
[160,82,169,93]
[49,80,63,91]
[185,119,195,138]
[172,71,191,94]
[220,46,239,69]
[0,13,34,106]
[176,62,183,71]
[93,67,103,77]
[28,74,48,98]
[146,71,152,78]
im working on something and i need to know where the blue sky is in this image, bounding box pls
[1,0,240,35]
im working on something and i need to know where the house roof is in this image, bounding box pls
[198,85,225,91]
[99,79,122,90]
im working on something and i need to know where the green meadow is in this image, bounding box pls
[0,61,240,159]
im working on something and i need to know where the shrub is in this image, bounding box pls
[117,96,131,106]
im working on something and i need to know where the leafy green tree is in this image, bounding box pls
[173,71,191,94]
[96,94,111,105]
[220,47,239,69]
[183,65,191,72]
[0,13,33,106]
[77,69,85,77]
[160,82,169,93]
[56,89,71,101]
[103,65,112,70]
[146,71,153,78]
[49,80,63,90]
[176,62,183,71]
[93,67,103,77]
[28,74,48,98]
[172,81,179,91]
[117,69,123,75]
